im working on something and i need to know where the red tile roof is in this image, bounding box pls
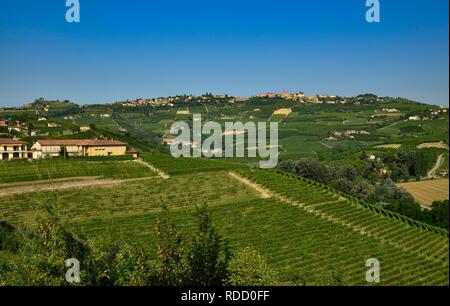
[36,139,127,146]
[0,138,26,145]
[126,147,139,153]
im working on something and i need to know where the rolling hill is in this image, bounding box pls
[1,155,448,285]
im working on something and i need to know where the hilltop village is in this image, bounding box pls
[1,91,447,162]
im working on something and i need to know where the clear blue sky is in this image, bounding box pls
[0,0,448,107]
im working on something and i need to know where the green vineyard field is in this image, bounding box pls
[140,153,245,175]
[0,159,155,184]
[1,157,448,285]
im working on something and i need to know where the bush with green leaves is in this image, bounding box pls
[185,203,231,286]
[278,158,447,229]
[226,247,277,286]
[0,221,20,253]
[0,200,148,285]
[0,200,274,286]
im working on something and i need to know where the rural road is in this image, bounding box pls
[228,172,272,198]
[134,158,170,179]
[0,176,160,197]
[428,154,445,179]
[377,120,403,131]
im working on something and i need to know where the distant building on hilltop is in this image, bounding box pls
[306,96,320,103]
[255,91,305,101]
[256,93,277,98]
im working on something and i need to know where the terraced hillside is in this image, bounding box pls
[140,153,245,175]
[0,158,155,184]
[69,98,448,160]
[77,198,448,285]
[0,157,448,285]
[0,172,259,224]
[233,170,448,272]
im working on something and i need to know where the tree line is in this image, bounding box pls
[278,159,448,229]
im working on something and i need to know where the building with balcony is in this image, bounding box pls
[31,139,127,159]
[0,138,30,160]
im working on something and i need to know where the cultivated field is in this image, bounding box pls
[372,113,403,117]
[0,158,155,184]
[140,153,245,175]
[0,171,259,224]
[417,142,449,150]
[1,99,449,285]
[272,108,292,116]
[398,179,449,207]
[1,157,448,285]
[375,144,402,149]
[176,109,190,115]
[63,99,448,161]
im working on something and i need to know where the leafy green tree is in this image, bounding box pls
[385,200,424,222]
[153,205,187,285]
[226,248,278,286]
[331,178,354,194]
[293,159,329,183]
[1,198,150,286]
[1,199,288,285]
[277,160,296,173]
[86,235,151,286]
[359,150,369,160]
[2,197,90,285]
[338,165,357,181]
[0,221,20,253]
[350,181,375,200]
[186,203,231,286]
[427,200,449,229]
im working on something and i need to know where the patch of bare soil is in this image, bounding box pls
[0,178,119,197]
[228,172,272,198]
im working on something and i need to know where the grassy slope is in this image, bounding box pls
[140,153,246,175]
[0,157,448,285]
[78,198,448,285]
[0,159,156,183]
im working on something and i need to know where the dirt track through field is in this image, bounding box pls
[228,172,447,265]
[0,176,102,189]
[134,158,170,179]
[0,176,161,197]
[228,172,272,198]
[0,179,120,196]
[428,154,445,178]
[378,120,402,131]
